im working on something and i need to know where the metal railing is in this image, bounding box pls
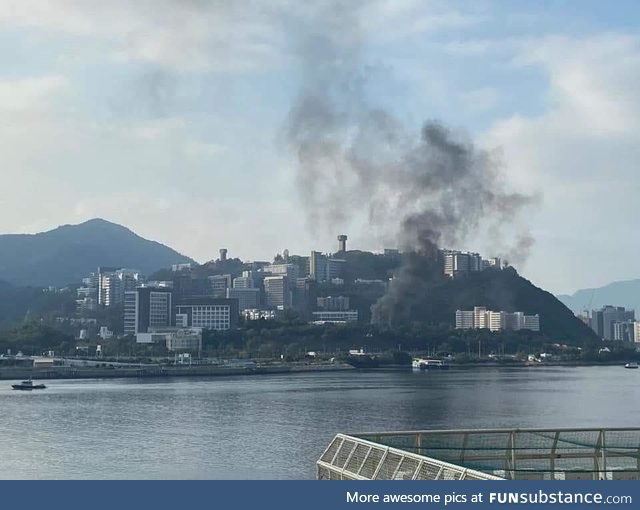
[317,433,502,480]
[318,428,640,480]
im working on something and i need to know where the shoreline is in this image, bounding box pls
[2,360,633,382]
[0,362,355,381]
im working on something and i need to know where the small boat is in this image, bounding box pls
[624,362,638,369]
[412,357,449,370]
[11,378,46,390]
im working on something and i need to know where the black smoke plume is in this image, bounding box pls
[286,9,536,325]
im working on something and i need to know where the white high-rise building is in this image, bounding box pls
[487,311,505,332]
[455,310,475,329]
[98,268,143,307]
[474,306,487,329]
[456,307,540,332]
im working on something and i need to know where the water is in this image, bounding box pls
[1,366,638,479]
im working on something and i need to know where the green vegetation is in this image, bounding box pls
[0,318,634,365]
[0,322,75,356]
[0,281,76,328]
[0,218,193,287]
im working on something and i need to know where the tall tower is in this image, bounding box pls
[337,234,348,252]
[219,248,228,262]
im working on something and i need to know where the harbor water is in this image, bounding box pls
[1,366,638,479]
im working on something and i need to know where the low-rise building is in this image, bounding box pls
[136,328,202,352]
[311,310,358,323]
[175,297,239,330]
[243,309,277,321]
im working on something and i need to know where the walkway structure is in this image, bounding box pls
[317,428,640,480]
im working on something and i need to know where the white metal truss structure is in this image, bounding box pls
[317,433,502,480]
[317,428,640,480]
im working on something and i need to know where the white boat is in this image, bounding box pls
[412,357,449,370]
[624,362,638,369]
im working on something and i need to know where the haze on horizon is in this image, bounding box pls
[0,0,638,295]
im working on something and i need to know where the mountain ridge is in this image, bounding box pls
[557,279,640,313]
[0,218,194,287]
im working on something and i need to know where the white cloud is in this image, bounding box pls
[0,1,485,72]
[0,75,67,110]
[482,33,640,293]
[0,1,289,73]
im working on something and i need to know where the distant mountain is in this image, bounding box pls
[0,219,194,287]
[557,280,640,314]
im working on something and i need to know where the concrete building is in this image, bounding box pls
[175,297,239,330]
[123,285,173,335]
[327,258,346,280]
[591,306,635,340]
[171,263,192,272]
[98,272,122,307]
[311,310,358,323]
[209,274,232,298]
[98,268,143,307]
[136,328,202,352]
[243,309,277,320]
[442,251,482,278]
[226,288,260,312]
[487,311,505,332]
[293,277,313,312]
[522,314,541,331]
[456,307,540,332]
[98,326,113,340]
[482,257,502,270]
[613,320,636,342]
[317,296,350,311]
[337,235,348,252]
[233,275,255,289]
[455,310,475,329]
[309,251,328,282]
[262,263,299,281]
[165,328,202,352]
[473,306,487,329]
[264,275,291,309]
[76,296,97,312]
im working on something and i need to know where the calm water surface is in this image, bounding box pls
[1,366,638,479]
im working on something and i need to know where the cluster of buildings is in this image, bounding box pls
[455,307,541,332]
[76,267,143,311]
[581,306,639,342]
[75,236,364,350]
[69,238,527,352]
[440,250,502,278]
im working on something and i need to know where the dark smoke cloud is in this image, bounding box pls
[286,4,537,325]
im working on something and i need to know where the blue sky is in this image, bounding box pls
[1,0,639,295]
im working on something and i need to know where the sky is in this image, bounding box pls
[1,0,639,295]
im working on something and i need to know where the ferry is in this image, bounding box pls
[624,362,638,369]
[412,357,449,370]
[11,378,47,390]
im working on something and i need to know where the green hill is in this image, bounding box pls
[369,255,597,344]
[0,219,194,287]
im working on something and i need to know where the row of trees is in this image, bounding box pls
[1,318,634,363]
